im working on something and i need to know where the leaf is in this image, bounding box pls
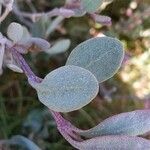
[4,51,23,73]
[46,16,64,36]
[7,22,23,43]
[65,0,86,17]
[66,37,124,83]
[78,110,150,138]
[31,65,99,112]
[81,0,103,13]
[22,26,31,39]
[19,37,51,52]
[46,39,71,55]
[10,135,41,150]
[75,135,150,150]
[58,125,150,150]
[91,14,112,25]
[23,109,54,134]
[31,15,50,38]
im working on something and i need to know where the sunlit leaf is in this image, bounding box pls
[31,65,99,112]
[78,110,150,138]
[66,37,124,83]
[81,0,103,13]
[7,22,23,43]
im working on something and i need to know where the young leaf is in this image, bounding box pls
[46,39,71,55]
[7,22,23,43]
[91,14,112,25]
[31,65,99,112]
[65,0,86,17]
[75,135,150,150]
[4,51,23,73]
[19,37,51,52]
[66,37,124,83]
[81,0,103,13]
[78,110,150,138]
[10,135,41,150]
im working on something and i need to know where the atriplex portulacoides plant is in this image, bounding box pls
[1,0,150,150]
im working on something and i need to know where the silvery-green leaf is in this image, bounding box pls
[81,0,103,13]
[31,65,99,112]
[65,0,86,17]
[91,14,112,25]
[19,37,50,52]
[7,22,23,43]
[22,26,31,39]
[46,39,71,55]
[74,135,150,150]
[72,8,86,17]
[10,135,41,150]
[32,15,50,37]
[78,110,150,138]
[46,16,64,36]
[4,51,23,73]
[7,64,23,73]
[66,37,124,83]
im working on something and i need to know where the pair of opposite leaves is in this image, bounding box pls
[31,36,124,112]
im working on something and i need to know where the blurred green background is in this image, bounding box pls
[0,0,150,149]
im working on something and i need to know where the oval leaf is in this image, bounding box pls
[19,37,50,52]
[32,65,99,112]
[91,14,112,25]
[78,110,150,138]
[7,22,23,43]
[75,135,150,150]
[66,37,124,83]
[81,0,103,13]
[4,51,23,73]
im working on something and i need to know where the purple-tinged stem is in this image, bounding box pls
[51,111,83,141]
[11,47,83,144]
[12,48,42,83]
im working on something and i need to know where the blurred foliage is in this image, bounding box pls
[0,0,150,149]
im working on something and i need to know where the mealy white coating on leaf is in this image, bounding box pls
[78,110,150,138]
[81,0,103,13]
[32,65,99,112]
[46,39,71,55]
[66,36,124,83]
[74,135,150,150]
[7,22,24,43]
